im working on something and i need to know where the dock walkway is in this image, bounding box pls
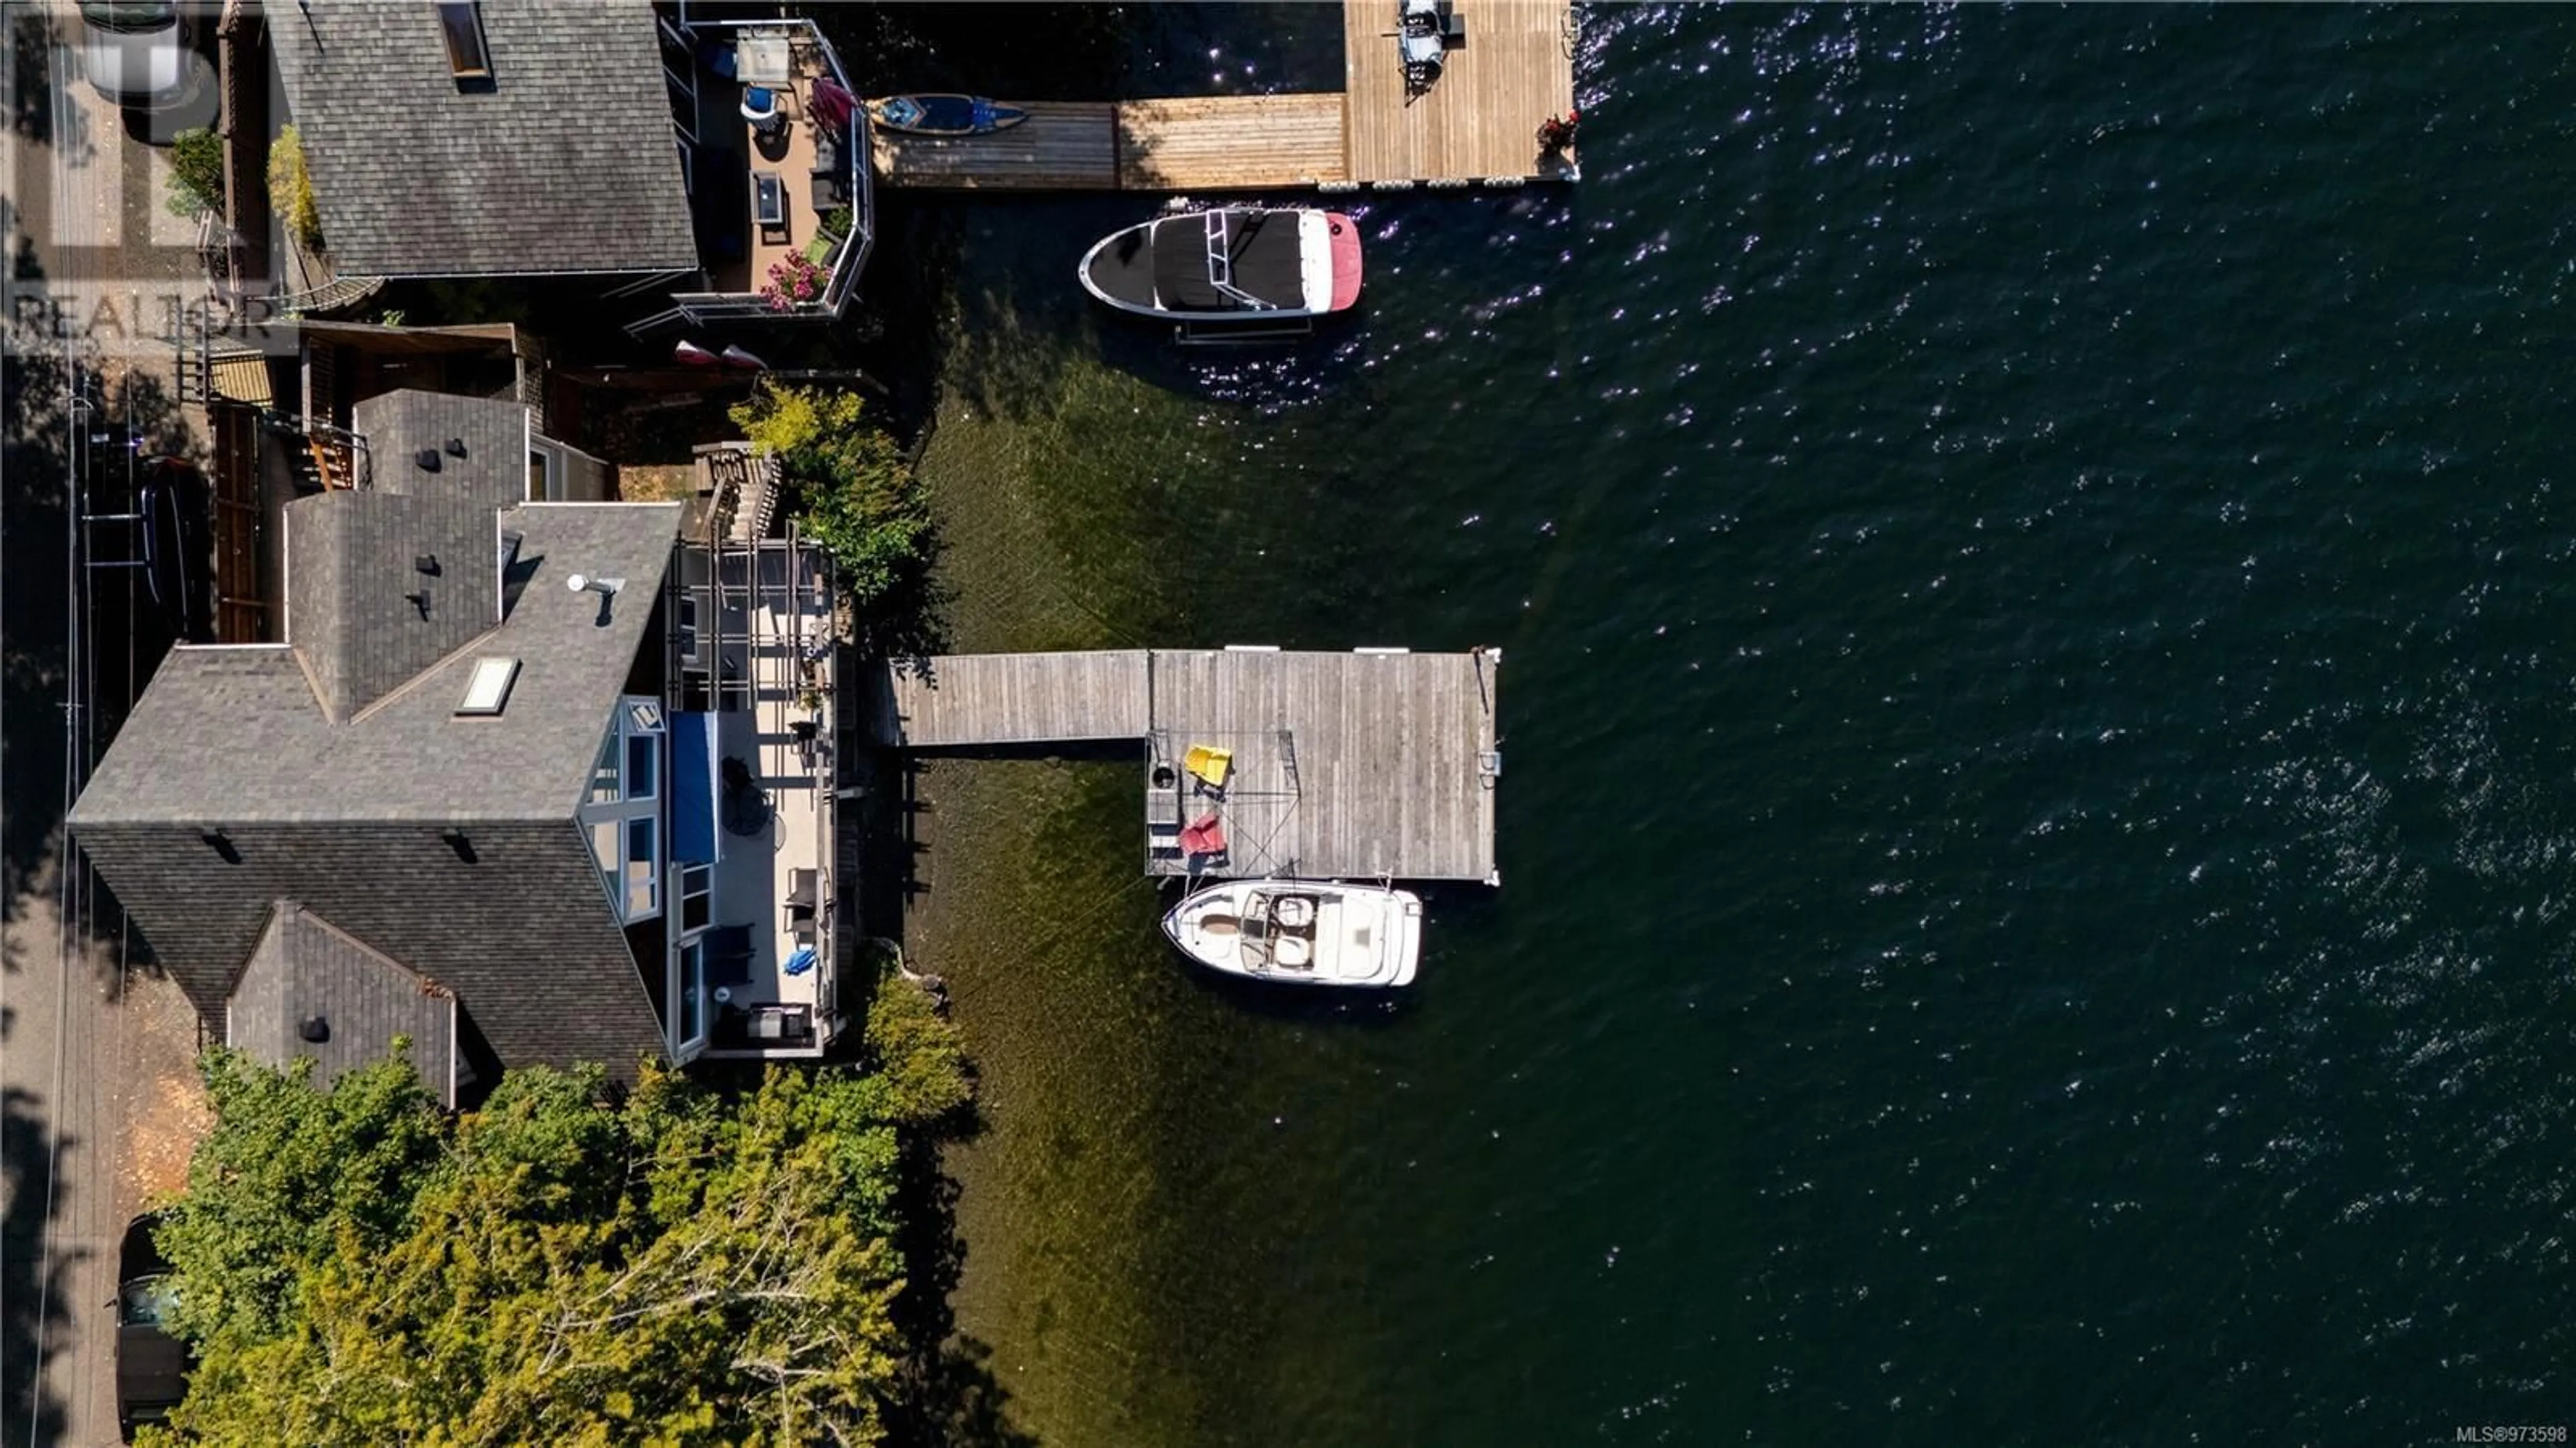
[865,647,1501,884]
[870,0,1575,193]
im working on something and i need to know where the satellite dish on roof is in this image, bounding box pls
[567,573,587,592]
[568,574,624,596]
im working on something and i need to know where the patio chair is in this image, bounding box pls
[741,85,788,140]
[1179,811,1228,860]
[1183,743,1232,790]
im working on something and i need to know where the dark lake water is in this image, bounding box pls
[886,5,2576,1443]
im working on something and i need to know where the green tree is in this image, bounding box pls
[155,1051,445,1348]
[144,1051,963,1447]
[267,124,322,252]
[166,128,224,219]
[864,968,971,1124]
[729,382,930,610]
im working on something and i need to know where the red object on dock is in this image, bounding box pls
[1180,812,1228,858]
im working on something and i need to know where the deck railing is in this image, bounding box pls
[674,18,872,325]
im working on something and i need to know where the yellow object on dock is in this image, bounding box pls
[1184,745,1234,789]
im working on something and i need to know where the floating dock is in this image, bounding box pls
[865,648,1501,884]
[871,0,1576,193]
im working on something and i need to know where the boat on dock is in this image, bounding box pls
[869,93,1028,136]
[1162,880,1422,987]
[1078,206,1363,323]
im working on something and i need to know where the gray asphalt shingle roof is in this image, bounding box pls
[228,901,461,1107]
[271,0,697,278]
[294,391,533,719]
[70,496,685,1078]
[76,499,681,824]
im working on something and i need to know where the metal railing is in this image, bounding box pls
[670,17,873,325]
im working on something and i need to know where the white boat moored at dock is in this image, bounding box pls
[1162,879,1422,987]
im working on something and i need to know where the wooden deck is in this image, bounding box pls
[1343,0,1577,185]
[871,0,1574,193]
[865,648,1502,884]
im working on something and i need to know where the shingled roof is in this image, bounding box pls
[70,498,686,1078]
[228,901,461,1106]
[291,391,532,719]
[76,498,681,823]
[270,0,696,278]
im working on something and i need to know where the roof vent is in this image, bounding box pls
[415,448,442,472]
[444,436,469,458]
[456,656,521,715]
[201,829,241,864]
[299,1016,329,1043]
[414,554,441,576]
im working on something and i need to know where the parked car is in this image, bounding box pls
[76,0,210,120]
[113,1213,188,1437]
[138,454,214,643]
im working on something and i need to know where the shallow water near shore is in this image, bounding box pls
[897,5,2576,1443]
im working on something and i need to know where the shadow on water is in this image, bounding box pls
[885,1136,1040,1448]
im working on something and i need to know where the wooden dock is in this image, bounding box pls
[867,101,1118,191]
[1120,95,1350,190]
[865,647,1502,884]
[1342,0,1576,186]
[870,0,1574,193]
[867,650,1149,743]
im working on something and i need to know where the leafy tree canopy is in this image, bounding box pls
[144,1039,963,1448]
[730,383,930,611]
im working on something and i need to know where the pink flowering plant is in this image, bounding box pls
[761,254,828,311]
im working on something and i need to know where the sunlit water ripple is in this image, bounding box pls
[907,5,2576,1443]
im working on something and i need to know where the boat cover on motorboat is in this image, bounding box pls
[1083,210,1307,313]
[1161,211,1301,309]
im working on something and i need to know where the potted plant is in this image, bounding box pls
[761,253,828,311]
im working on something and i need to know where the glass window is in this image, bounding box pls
[676,593,701,668]
[437,1,491,79]
[678,939,706,1046]
[625,817,658,918]
[590,819,618,876]
[678,863,712,934]
[625,730,659,801]
[590,727,621,805]
[456,656,519,715]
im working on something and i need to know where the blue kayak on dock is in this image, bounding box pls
[870,93,1029,137]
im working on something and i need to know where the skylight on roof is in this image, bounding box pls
[437,1,491,81]
[457,656,521,715]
